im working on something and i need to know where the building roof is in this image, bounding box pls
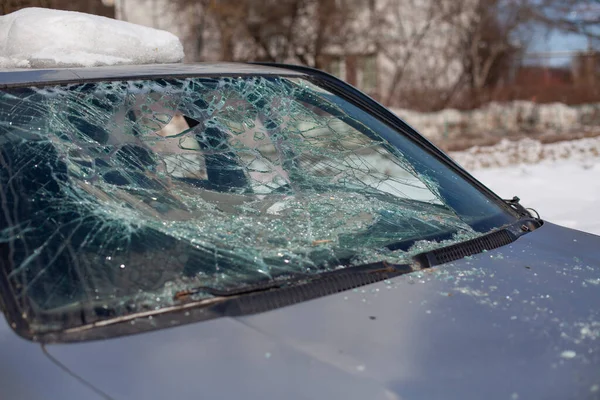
[0,62,306,88]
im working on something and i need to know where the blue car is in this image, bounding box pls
[0,63,599,400]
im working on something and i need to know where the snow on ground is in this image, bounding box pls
[451,136,600,170]
[393,102,600,145]
[0,8,184,68]
[451,139,600,236]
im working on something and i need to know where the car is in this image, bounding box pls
[0,62,599,400]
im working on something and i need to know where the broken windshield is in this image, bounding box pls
[0,75,516,333]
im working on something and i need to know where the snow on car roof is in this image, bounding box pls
[0,8,184,69]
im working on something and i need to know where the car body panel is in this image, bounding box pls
[2,222,599,400]
[0,324,105,399]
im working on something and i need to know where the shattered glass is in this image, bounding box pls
[0,75,516,330]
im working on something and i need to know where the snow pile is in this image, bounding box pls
[0,8,184,68]
[393,101,600,142]
[450,136,600,170]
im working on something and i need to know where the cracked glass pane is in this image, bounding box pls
[0,75,515,332]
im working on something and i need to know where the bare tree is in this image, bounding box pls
[451,0,600,103]
[243,0,363,67]
[523,0,600,40]
[204,0,248,61]
[172,0,361,66]
[373,0,600,109]
[373,0,467,107]
[167,0,600,109]
[455,0,525,96]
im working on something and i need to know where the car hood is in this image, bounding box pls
[6,222,600,400]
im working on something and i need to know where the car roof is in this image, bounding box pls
[0,62,307,88]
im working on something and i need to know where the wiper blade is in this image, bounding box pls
[174,279,286,300]
[173,261,413,302]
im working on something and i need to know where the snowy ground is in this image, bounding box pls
[393,102,600,146]
[450,138,600,236]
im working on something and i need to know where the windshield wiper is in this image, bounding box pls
[173,261,413,302]
[174,279,287,300]
[504,196,535,218]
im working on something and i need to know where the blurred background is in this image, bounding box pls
[3,0,600,150]
[2,1,600,107]
[2,0,600,233]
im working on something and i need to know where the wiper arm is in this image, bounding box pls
[504,196,536,218]
[173,261,413,302]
